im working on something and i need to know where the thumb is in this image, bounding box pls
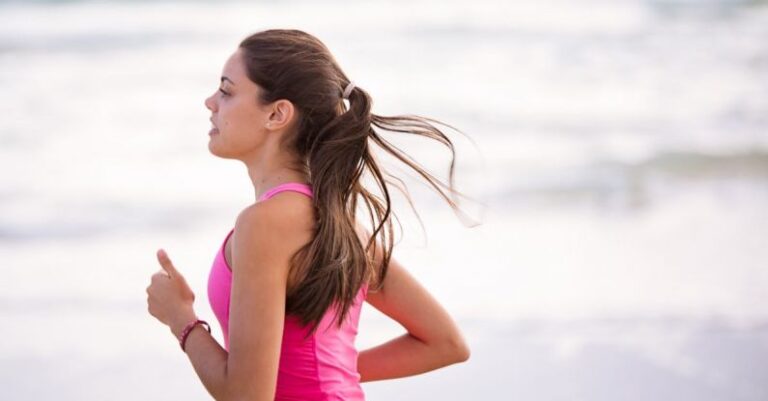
[156,248,179,278]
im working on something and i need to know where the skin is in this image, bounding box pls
[204,48,310,200]
[146,48,470,401]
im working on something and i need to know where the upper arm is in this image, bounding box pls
[226,203,301,401]
[355,223,469,355]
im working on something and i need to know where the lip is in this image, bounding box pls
[209,118,218,135]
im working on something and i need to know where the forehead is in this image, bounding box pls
[222,49,246,79]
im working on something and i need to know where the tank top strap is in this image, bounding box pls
[258,182,313,202]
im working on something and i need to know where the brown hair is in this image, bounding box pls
[238,29,478,339]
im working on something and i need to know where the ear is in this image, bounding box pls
[266,99,296,132]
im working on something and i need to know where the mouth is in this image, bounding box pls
[209,118,219,136]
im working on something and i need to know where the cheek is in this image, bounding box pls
[220,101,253,130]
[219,97,267,136]
[216,107,241,138]
[220,110,266,147]
[232,109,266,137]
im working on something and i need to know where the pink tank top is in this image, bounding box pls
[207,182,368,401]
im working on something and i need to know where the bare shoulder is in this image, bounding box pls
[232,193,315,292]
[237,192,315,236]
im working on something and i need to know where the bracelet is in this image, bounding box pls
[178,318,211,352]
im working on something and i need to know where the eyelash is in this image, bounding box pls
[219,88,229,96]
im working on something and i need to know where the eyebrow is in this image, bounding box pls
[221,76,235,85]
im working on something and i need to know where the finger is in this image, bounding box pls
[156,248,178,278]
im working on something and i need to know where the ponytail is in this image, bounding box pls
[238,29,482,340]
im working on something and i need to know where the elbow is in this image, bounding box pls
[454,340,471,363]
[443,334,470,364]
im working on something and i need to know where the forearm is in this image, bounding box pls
[357,333,465,382]
[170,318,231,401]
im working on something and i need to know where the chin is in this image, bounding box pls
[208,140,226,158]
[208,142,244,162]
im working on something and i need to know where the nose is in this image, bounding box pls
[204,92,217,112]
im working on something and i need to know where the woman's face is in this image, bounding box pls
[204,48,270,159]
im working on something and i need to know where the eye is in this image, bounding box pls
[218,88,229,96]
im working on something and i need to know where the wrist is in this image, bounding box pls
[170,309,198,338]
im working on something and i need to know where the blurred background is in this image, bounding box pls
[1,0,767,400]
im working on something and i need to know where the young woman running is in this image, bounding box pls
[146,29,471,401]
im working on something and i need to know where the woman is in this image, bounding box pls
[146,29,471,401]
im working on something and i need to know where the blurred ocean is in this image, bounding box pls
[1,0,767,400]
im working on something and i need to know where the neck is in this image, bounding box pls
[245,156,309,202]
[240,132,310,202]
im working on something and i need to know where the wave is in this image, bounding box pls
[493,149,768,209]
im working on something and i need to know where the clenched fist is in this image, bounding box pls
[146,249,197,331]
